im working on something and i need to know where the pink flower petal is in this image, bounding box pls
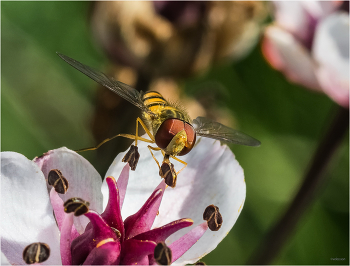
[34,147,103,234]
[272,1,313,45]
[263,25,321,91]
[312,12,349,107]
[315,66,349,107]
[1,152,61,265]
[302,1,342,20]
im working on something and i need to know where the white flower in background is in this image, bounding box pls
[262,1,349,107]
[1,137,245,265]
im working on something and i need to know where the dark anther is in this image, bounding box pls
[195,261,206,265]
[23,242,50,264]
[122,145,140,171]
[64,198,90,216]
[203,205,223,231]
[111,227,121,239]
[160,159,177,188]
[154,242,172,265]
[48,169,69,194]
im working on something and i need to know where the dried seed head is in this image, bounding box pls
[154,242,172,265]
[23,242,50,264]
[122,145,140,170]
[48,169,69,194]
[64,198,90,216]
[203,205,223,231]
[160,160,177,188]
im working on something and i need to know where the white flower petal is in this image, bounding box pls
[302,1,341,20]
[312,12,349,106]
[34,147,103,234]
[1,251,11,265]
[105,136,246,264]
[263,25,321,90]
[272,1,311,42]
[1,152,61,265]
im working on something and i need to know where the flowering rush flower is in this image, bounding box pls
[262,1,349,107]
[1,137,245,265]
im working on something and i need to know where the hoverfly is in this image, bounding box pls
[57,53,260,187]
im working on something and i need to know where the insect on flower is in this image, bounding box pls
[57,53,260,187]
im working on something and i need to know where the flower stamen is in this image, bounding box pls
[122,145,140,170]
[160,155,177,187]
[23,242,50,264]
[48,169,68,194]
[154,242,172,265]
[64,198,90,216]
[203,205,222,231]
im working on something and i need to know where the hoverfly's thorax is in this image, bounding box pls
[155,118,196,156]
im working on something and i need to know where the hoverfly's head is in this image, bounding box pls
[155,118,196,156]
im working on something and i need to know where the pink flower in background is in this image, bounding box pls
[262,1,349,107]
[1,137,245,265]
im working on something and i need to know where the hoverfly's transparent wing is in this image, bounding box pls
[57,53,155,116]
[193,116,261,146]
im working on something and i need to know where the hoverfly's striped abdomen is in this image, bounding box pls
[142,91,168,110]
[142,91,190,123]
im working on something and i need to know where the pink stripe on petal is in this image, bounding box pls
[101,176,124,240]
[60,213,74,265]
[133,218,193,243]
[50,188,79,239]
[170,222,208,263]
[124,180,166,240]
[120,239,157,265]
[49,188,65,231]
[116,164,130,209]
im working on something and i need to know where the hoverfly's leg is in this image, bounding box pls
[121,119,154,171]
[147,146,162,170]
[121,133,154,171]
[75,133,153,153]
[169,155,188,175]
[135,117,155,146]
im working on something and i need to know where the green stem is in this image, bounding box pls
[248,105,349,265]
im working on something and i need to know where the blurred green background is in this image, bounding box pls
[1,2,348,265]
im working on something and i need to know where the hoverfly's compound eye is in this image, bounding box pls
[155,118,196,156]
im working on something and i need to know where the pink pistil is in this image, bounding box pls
[123,180,166,240]
[169,222,209,263]
[59,168,210,265]
[116,164,130,208]
[101,176,124,240]
[83,241,121,265]
[120,239,157,265]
